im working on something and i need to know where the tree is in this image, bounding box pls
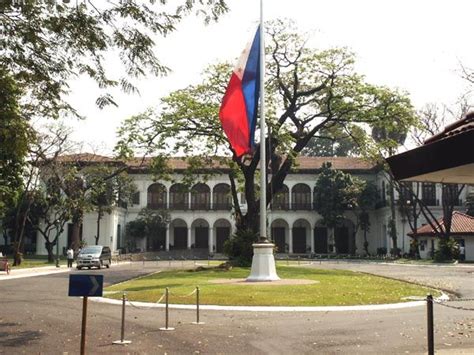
[399,104,466,260]
[29,177,72,263]
[125,207,169,251]
[0,68,32,219]
[313,162,363,253]
[354,182,378,254]
[87,166,137,245]
[370,103,413,255]
[302,125,364,157]
[117,20,417,246]
[0,0,229,119]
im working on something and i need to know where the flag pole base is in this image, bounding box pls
[113,340,132,345]
[246,243,280,282]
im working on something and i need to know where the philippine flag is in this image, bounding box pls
[219,27,260,157]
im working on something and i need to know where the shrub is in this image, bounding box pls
[376,247,387,256]
[434,237,459,262]
[390,247,401,257]
[223,229,258,267]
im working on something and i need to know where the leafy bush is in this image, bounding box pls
[376,247,387,256]
[434,237,459,262]
[390,247,401,257]
[223,229,258,267]
[409,239,420,259]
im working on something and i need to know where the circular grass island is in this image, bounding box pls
[105,265,439,307]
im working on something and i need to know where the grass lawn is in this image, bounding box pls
[5,257,67,269]
[105,266,439,306]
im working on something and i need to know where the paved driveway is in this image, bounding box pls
[0,261,473,354]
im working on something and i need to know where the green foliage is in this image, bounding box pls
[0,68,32,218]
[313,162,363,228]
[125,207,169,244]
[223,229,258,267]
[434,237,459,262]
[302,125,364,157]
[0,0,229,119]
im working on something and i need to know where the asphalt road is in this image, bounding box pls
[0,261,473,354]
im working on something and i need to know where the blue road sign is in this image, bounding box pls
[69,274,103,297]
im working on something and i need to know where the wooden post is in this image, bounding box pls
[427,294,434,355]
[80,296,88,355]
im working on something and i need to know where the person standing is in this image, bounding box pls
[459,244,466,262]
[67,247,74,268]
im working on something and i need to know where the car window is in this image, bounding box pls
[80,246,102,254]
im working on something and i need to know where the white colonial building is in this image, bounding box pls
[32,154,472,260]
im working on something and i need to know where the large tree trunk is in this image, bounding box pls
[45,240,55,263]
[71,213,83,251]
[388,180,398,252]
[95,210,101,245]
[363,230,369,254]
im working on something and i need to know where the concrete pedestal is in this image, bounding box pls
[246,243,280,282]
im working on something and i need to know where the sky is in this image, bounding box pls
[62,0,474,154]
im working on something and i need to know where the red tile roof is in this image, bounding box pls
[54,154,376,172]
[56,153,116,163]
[409,212,474,236]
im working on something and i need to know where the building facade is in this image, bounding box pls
[32,155,471,260]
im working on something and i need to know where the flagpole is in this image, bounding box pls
[247,0,279,281]
[259,0,267,242]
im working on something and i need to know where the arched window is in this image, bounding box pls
[191,183,210,210]
[213,184,232,210]
[271,185,289,210]
[292,184,311,210]
[170,183,189,210]
[147,183,167,209]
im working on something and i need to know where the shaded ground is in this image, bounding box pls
[0,261,473,354]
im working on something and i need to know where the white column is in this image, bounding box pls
[288,228,293,254]
[208,227,214,254]
[187,227,192,249]
[311,227,315,253]
[166,188,170,209]
[210,184,214,210]
[289,184,292,210]
[165,226,170,251]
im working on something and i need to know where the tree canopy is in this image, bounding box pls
[0,0,229,119]
[313,162,364,228]
[0,68,32,218]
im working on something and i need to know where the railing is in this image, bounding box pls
[169,202,189,210]
[292,203,312,211]
[270,203,289,211]
[212,203,232,211]
[147,202,167,209]
[190,203,211,210]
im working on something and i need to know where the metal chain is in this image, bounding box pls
[126,292,166,309]
[171,289,197,298]
[444,298,474,302]
[434,299,474,311]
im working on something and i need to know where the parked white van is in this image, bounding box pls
[76,246,112,270]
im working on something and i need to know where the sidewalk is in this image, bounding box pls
[0,264,71,281]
